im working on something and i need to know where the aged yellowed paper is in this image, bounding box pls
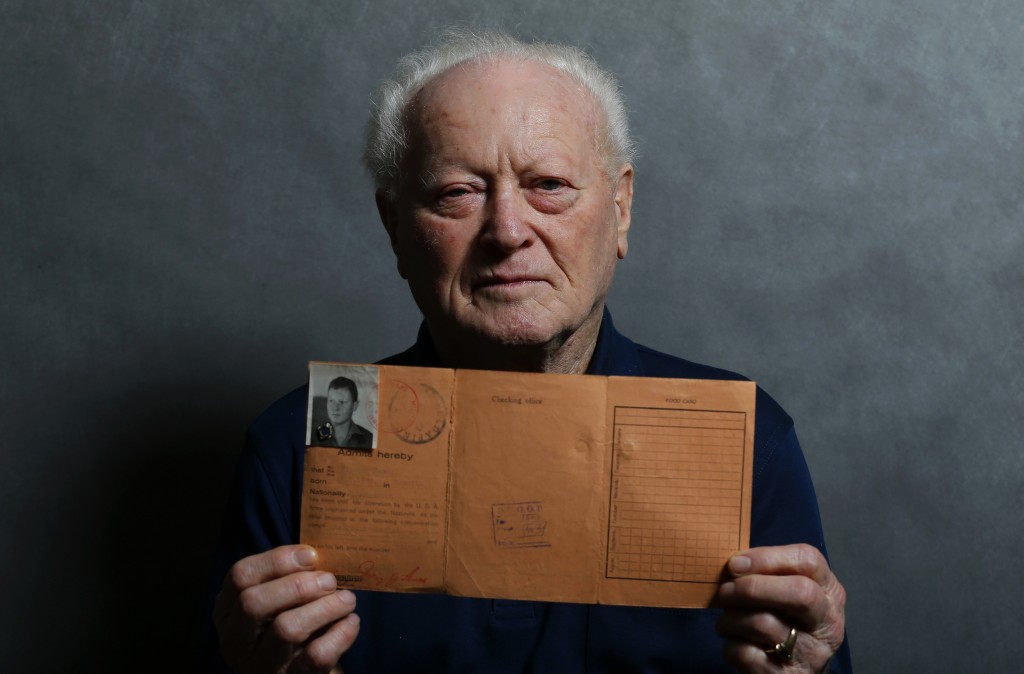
[299,362,755,608]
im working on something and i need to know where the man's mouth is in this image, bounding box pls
[476,273,544,289]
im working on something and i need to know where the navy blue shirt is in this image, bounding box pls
[202,311,852,672]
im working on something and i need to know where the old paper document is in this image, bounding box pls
[301,365,454,592]
[300,362,755,608]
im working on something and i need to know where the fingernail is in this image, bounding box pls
[346,613,360,626]
[294,547,317,566]
[339,589,356,605]
[729,555,752,574]
[317,572,337,591]
[719,581,736,598]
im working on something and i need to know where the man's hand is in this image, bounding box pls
[716,544,846,673]
[213,544,361,674]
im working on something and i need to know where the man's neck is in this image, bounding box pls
[334,419,353,441]
[426,311,603,375]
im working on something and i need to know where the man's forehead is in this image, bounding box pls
[431,57,584,92]
[404,58,603,168]
[423,59,594,114]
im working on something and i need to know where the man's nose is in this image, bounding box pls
[480,184,534,252]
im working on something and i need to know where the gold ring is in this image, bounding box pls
[765,626,798,661]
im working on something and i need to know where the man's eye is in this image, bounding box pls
[439,187,470,200]
[537,179,564,191]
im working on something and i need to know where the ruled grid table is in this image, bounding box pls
[606,407,747,583]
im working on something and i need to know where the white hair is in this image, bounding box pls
[363,30,636,198]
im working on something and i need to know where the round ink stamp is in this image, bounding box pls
[385,380,447,444]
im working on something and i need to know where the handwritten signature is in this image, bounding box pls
[357,560,428,588]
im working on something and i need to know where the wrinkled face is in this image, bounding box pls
[379,58,632,354]
[326,387,357,425]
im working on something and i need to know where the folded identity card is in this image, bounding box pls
[300,362,755,608]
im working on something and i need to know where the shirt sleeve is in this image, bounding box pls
[749,424,853,673]
[196,424,301,673]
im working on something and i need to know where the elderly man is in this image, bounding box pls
[205,32,850,673]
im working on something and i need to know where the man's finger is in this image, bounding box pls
[295,613,362,672]
[726,543,833,586]
[266,589,357,645]
[237,570,344,623]
[223,545,321,595]
[721,637,775,673]
[243,591,358,673]
[718,573,829,628]
[716,608,792,646]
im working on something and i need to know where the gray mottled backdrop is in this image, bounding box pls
[2,1,1021,671]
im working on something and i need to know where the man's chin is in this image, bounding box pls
[429,309,566,353]
[423,300,607,363]
[468,312,566,348]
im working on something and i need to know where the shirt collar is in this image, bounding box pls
[585,307,644,377]
[402,307,642,376]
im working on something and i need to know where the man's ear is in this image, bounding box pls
[376,189,407,279]
[613,164,634,260]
